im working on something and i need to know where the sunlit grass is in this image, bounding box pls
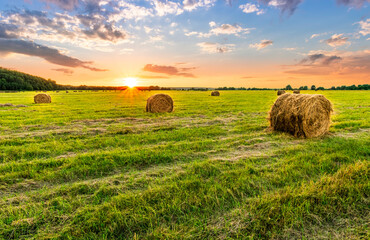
[0,90,368,239]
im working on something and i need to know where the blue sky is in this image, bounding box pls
[0,0,369,87]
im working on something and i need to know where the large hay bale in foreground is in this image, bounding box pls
[269,94,332,138]
[34,93,51,103]
[211,91,220,96]
[293,90,300,94]
[146,94,174,113]
[277,90,286,96]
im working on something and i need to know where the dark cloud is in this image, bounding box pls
[0,39,106,71]
[282,51,370,76]
[299,53,342,65]
[143,64,196,78]
[7,10,74,37]
[77,15,126,42]
[41,0,79,10]
[52,68,74,75]
[0,23,19,39]
[336,0,370,7]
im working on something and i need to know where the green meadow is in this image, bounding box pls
[0,90,369,239]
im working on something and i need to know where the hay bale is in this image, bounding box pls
[277,90,286,96]
[269,93,332,138]
[66,91,69,93]
[211,91,220,96]
[34,93,51,103]
[146,94,173,113]
[293,90,300,94]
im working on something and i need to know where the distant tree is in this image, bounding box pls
[311,85,316,90]
[285,84,293,90]
[317,87,325,90]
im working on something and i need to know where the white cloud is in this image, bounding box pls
[152,0,184,16]
[183,0,216,11]
[358,18,370,36]
[186,23,253,38]
[197,42,235,53]
[325,34,350,47]
[239,3,265,15]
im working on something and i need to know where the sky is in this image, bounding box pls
[0,0,369,88]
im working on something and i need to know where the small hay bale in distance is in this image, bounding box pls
[34,93,51,103]
[293,90,300,94]
[211,91,220,96]
[146,94,174,113]
[277,90,286,96]
[269,93,332,138]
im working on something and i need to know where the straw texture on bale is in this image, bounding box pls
[211,91,220,96]
[269,93,332,138]
[293,90,300,94]
[146,94,174,113]
[34,93,51,103]
[277,90,286,96]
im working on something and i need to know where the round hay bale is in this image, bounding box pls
[146,94,173,113]
[211,91,220,96]
[66,91,69,93]
[293,90,300,94]
[269,93,332,138]
[34,93,51,103]
[277,90,286,96]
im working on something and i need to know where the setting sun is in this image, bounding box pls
[124,77,137,88]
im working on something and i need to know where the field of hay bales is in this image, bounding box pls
[0,90,369,239]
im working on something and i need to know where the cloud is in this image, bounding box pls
[77,15,127,42]
[260,0,304,15]
[0,23,19,39]
[357,18,370,36]
[143,64,196,77]
[152,0,184,16]
[197,42,235,53]
[210,24,252,35]
[249,40,273,50]
[186,23,252,38]
[183,0,216,11]
[239,3,265,15]
[336,0,370,8]
[0,39,106,71]
[52,68,74,75]
[41,0,79,10]
[325,34,349,47]
[285,50,370,76]
[299,53,342,65]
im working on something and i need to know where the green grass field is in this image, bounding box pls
[0,90,369,239]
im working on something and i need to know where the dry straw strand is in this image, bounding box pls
[34,93,51,103]
[146,94,174,113]
[269,93,333,138]
[211,91,220,96]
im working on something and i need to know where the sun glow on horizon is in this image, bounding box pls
[124,77,138,88]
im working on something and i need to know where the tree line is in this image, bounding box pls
[217,84,369,91]
[0,68,124,91]
[0,67,368,91]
